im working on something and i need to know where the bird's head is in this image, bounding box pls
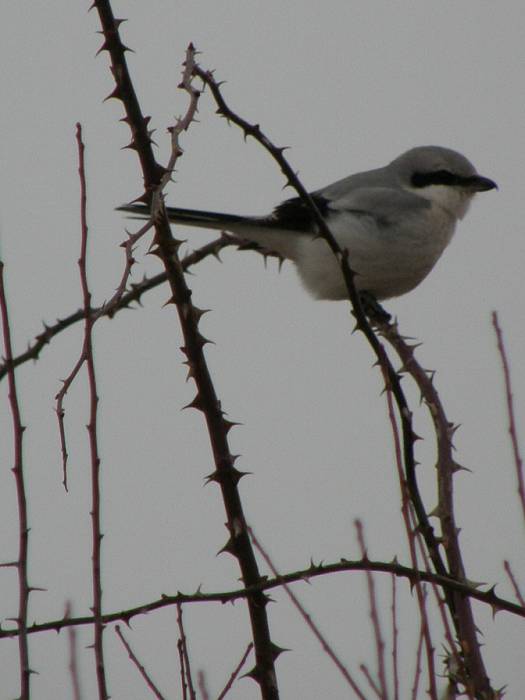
[392,145,497,219]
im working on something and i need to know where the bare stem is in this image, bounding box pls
[216,643,254,700]
[355,520,388,699]
[116,625,166,700]
[176,604,196,700]
[75,123,109,700]
[492,311,525,527]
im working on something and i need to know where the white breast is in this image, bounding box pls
[292,204,458,300]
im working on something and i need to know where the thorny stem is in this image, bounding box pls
[75,124,109,700]
[0,235,236,384]
[193,63,450,596]
[0,555,522,640]
[380,320,494,698]
[91,8,281,696]
[0,264,31,698]
[383,380,438,699]
[192,63,497,699]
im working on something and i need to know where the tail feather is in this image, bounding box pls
[116,203,301,260]
[117,203,257,232]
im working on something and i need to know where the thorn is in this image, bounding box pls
[450,461,472,474]
[182,394,204,412]
[223,419,241,434]
[103,85,123,102]
[243,665,262,682]
[96,40,111,56]
[428,505,442,518]
[218,536,237,557]
[204,470,220,485]
[192,306,210,323]
[122,139,139,152]
[271,642,289,659]
[229,466,251,485]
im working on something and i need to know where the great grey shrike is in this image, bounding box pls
[119,146,497,301]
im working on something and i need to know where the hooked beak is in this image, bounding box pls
[464,174,498,192]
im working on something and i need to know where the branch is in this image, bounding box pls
[492,311,525,526]
[355,520,388,699]
[176,604,196,700]
[1,555,522,641]
[0,234,235,384]
[116,625,166,700]
[193,63,450,609]
[378,318,495,698]
[75,123,109,700]
[216,643,254,700]
[91,10,281,696]
[0,264,31,697]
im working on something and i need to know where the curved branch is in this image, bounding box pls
[1,556,521,641]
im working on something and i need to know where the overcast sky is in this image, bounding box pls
[1,2,524,698]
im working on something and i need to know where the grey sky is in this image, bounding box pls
[1,2,524,698]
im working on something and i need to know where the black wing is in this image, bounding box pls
[269,194,329,231]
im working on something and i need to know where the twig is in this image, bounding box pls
[248,527,367,699]
[503,560,525,607]
[390,575,399,700]
[216,643,254,700]
[0,234,235,384]
[178,639,188,700]
[65,602,82,700]
[410,620,425,700]
[115,625,166,700]
[492,311,525,526]
[75,123,109,700]
[0,262,31,698]
[360,663,382,698]
[197,671,210,700]
[355,520,389,699]
[176,604,196,700]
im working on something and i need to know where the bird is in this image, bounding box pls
[118,146,497,302]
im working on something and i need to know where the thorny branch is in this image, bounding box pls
[191,63,500,698]
[0,235,236,383]
[379,318,494,697]
[0,264,31,698]
[382,362,439,698]
[192,64,450,587]
[74,123,109,700]
[91,7,281,697]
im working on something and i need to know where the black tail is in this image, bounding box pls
[116,203,253,231]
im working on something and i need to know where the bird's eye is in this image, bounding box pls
[411,170,460,188]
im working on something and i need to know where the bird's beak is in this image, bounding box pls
[465,175,498,192]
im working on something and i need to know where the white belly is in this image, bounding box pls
[293,206,457,300]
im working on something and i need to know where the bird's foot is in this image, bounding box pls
[358,291,392,325]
